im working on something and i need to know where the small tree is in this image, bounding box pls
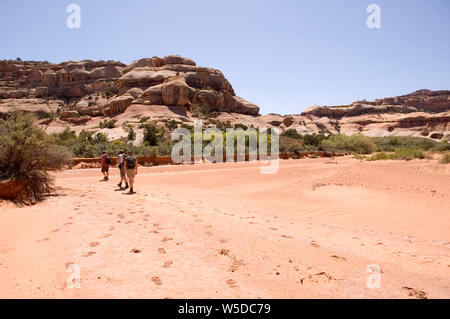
[143,123,163,146]
[127,126,136,141]
[0,112,71,202]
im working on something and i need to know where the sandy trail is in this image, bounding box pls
[0,157,449,298]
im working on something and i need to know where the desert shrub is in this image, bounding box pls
[321,134,377,154]
[367,148,424,161]
[436,140,450,151]
[439,152,450,164]
[99,119,115,129]
[392,147,424,160]
[139,117,149,123]
[281,129,302,140]
[0,113,72,202]
[372,136,438,152]
[127,127,136,141]
[353,154,367,160]
[38,112,56,120]
[143,123,164,146]
[190,103,218,118]
[164,119,178,131]
[302,134,326,146]
[367,152,389,161]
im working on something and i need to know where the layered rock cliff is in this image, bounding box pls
[0,56,448,141]
[0,55,259,118]
[298,90,450,140]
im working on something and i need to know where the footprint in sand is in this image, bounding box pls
[218,249,230,256]
[35,238,50,243]
[162,237,172,242]
[100,233,112,239]
[158,248,166,254]
[269,227,277,231]
[131,249,142,254]
[151,277,162,286]
[51,229,60,233]
[219,239,228,244]
[310,241,320,248]
[90,242,100,247]
[109,226,115,231]
[402,286,427,299]
[331,255,347,261]
[226,279,239,288]
[281,235,293,239]
[83,251,96,257]
[206,231,213,236]
[163,261,173,268]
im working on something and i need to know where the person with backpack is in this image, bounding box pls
[101,151,111,181]
[117,150,129,190]
[124,151,138,194]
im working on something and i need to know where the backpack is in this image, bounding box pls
[105,155,111,165]
[126,156,136,169]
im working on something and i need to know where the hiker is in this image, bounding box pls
[101,151,111,181]
[124,151,138,194]
[117,150,129,189]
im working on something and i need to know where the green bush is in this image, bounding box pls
[302,134,323,146]
[0,113,72,202]
[164,119,178,131]
[436,140,450,151]
[440,152,450,164]
[320,134,377,154]
[281,129,302,140]
[372,136,438,152]
[143,123,164,146]
[99,119,115,129]
[367,148,424,161]
[367,152,389,161]
[127,127,136,141]
[392,147,424,160]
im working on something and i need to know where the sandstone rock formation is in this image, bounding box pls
[298,90,450,140]
[0,55,260,119]
[0,56,448,141]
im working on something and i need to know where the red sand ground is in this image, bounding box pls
[0,157,449,298]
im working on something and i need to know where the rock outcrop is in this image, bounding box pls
[296,90,450,140]
[0,56,448,141]
[0,55,260,118]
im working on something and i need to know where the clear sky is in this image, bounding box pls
[1,0,449,114]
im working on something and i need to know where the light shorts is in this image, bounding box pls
[127,169,136,182]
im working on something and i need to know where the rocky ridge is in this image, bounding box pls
[0,56,448,141]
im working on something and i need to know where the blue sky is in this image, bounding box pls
[1,0,449,114]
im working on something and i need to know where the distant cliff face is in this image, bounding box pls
[0,57,448,141]
[0,55,260,117]
[296,90,450,140]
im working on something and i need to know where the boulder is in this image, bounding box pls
[101,94,134,115]
[60,110,80,118]
[0,179,26,200]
